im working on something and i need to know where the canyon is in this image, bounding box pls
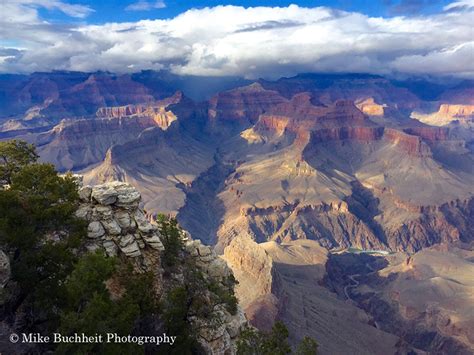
[1,71,473,354]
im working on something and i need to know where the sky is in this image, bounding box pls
[0,0,473,78]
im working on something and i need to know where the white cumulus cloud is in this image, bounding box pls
[125,0,166,11]
[0,2,473,78]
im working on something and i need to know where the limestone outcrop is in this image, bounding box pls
[77,181,164,261]
[75,181,247,354]
[223,237,274,310]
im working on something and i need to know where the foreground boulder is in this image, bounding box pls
[77,181,164,260]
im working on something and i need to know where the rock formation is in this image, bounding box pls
[2,71,474,355]
[259,73,421,110]
[96,106,177,129]
[223,237,274,313]
[81,122,215,215]
[95,91,182,129]
[77,181,164,259]
[439,81,474,105]
[184,240,248,354]
[42,73,158,118]
[30,116,167,171]
[75,181,247,354]
[412,104,474,126]
[0,250,10,289]
[223,238,404,354]
[355,97,386,116]
[202,90,474,254]
[208,82,288,126]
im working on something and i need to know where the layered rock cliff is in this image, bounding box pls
[259,73,421,110]
[411,104,474,126]
[95,92,182,119]
[42,73,158,118]
[95,106,177,129]
[95,91,182,129]
[2,71,474,355]
[3,71,473,262]
[30,116,167,171]
[208,83,288,126]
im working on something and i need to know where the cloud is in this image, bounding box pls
[443,0,474,11]
[45,0,94,18]
[234,20,303,33]
[388,0,432,15]
[0,47,24,65]
[392,42,474,76]
[6,0,94,18]
[0,3,473,79]
[125,0,166,11]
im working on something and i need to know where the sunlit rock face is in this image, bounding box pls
[356,97,386,116]
[95,91,182,129]
[412,104,474,126]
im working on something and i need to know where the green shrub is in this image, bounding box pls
[0,139,38,184]
[296,336,318,355]
[156,214,184,267]
[0,141,84,328]
[160,286,200,354]
[208,279,238,315]
[0,140,159,354]
[58,252,158,354]
[237,321,318,355]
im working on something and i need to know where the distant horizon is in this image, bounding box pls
[1,69,471,86]
[1,68,470,104]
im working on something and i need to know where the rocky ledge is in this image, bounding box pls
[73,181,247,354]
[76,181,165,261]
[185,240,248,354]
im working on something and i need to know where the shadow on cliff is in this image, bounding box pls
[323,252,472,355]
[344,180,389,246]
[176,150,234,245]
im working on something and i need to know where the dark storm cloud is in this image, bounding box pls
[235,20,303,33]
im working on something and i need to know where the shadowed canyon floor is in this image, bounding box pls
[324,243,474,354]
